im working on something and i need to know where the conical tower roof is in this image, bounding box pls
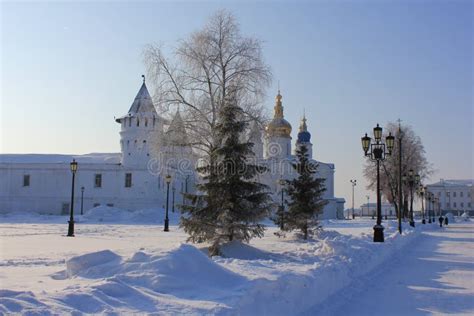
[165,108,188,146]
[128,76,155,114]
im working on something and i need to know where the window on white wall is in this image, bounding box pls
[23,175,30,187]
[125,173,132,188]
[453,192,457,197]
[94,174,102,188]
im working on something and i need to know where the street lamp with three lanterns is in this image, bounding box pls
[361,124,395,242]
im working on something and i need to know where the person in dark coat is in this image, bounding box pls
[444,216,449,225]
[439,216,444,227]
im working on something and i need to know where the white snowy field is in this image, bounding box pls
[0,209,473,315]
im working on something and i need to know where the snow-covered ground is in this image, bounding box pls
[0,208,472,315]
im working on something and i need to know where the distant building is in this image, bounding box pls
[344,202,395,218]
[358,203,396,217]
[425,179,473,215]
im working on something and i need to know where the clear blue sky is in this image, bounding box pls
[1,0,472,208]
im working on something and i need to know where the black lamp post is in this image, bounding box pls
[427,191,433,223]
[418,185,425,224]
[403,169,420,227]
[397,121,403,234]
[350,179,357,219]
[67,159,78,237]
[278,178,286,230]
[80,186,85,216]
[164,174,171,232]
[366,195,370,217]
[172,186,176,213]
[361,124,394,242]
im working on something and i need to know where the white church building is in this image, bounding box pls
[0,78,345,219]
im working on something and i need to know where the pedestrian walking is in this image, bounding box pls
[438,216,444,227]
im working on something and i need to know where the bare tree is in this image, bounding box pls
[143,10,272,158]
[363,122,434,218]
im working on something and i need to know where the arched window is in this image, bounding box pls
[137,118,140,127]
[127,140,130,148]
[129,118,132,127]
[145,118,148,127]
[153,116,156,127]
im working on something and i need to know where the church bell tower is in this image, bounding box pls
[264,91,292,159]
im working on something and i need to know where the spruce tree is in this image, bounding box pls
[181,91,272,256]
[285,144,327,239]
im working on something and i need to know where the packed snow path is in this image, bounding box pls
[311,223,474,316]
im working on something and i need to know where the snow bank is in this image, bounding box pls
[233,226,425,315]
[51,244,247,314]
[461,212,471,221]
[0,290,50,315]
[66,250,122,278]
[0,220,440,314]
[80,206,181,224]
[81,206,134,223]
[220,241,279,260]
[0,211,65,223]
[0,205,182,225]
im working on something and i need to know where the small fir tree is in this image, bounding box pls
[285,144,327,239]
[181,91,272,256]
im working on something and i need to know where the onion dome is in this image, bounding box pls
[265,91,292,138]
[297,114,311,144]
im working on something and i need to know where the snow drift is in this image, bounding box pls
[0,220,441,315]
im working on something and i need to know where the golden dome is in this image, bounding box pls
[265,91,292,138]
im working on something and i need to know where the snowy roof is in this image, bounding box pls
[0,153,121,164]
[128,81,155,114]
[427,179,473,188]
[116,79,157,122]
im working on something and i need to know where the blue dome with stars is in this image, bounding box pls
[297,130,311,143]
[296,115,311,144]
